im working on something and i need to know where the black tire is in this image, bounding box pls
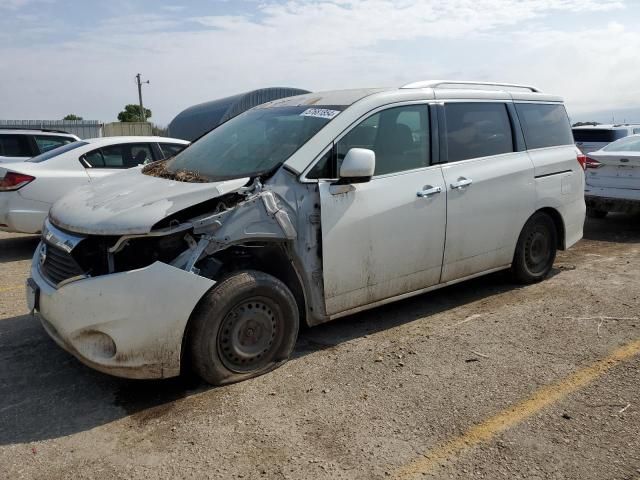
[188,270,299,385]
[586,207,608,219]
[511,212,558,284]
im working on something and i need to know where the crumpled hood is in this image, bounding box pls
[50,168,250,235]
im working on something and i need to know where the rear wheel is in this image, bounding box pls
[188,270,299,385]
[586,207,608,219]
[511,212,557,284]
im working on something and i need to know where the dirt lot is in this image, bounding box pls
[0,216,639,480]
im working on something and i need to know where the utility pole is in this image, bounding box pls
[136,73,150,122]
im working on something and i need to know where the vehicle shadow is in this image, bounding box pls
[0,234,39,262]
[583,212,640,244]
[0,270,521,446]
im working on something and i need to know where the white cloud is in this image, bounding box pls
[0,0,635,123]
[503,20,640,115]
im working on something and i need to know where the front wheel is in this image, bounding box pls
[188,270,299,385]
[511,212,557,284]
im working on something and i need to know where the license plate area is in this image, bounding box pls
[26,278,40,312]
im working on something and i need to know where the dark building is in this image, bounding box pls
[168,87,311,141]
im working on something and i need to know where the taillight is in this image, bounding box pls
[0,172,35,191]
[576,154,587,171]
[585,156,603,169]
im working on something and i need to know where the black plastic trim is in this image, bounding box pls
[534,169,572,179]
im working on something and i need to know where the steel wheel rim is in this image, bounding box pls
[525,225,551,273]
[217,297,279,373]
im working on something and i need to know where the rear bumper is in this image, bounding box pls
[0,192,49,234]
[30,247,216,379]
[585,194,640,213]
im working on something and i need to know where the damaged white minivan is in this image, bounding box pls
[27,81,586,384]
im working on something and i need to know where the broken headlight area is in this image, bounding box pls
[40,230,193,286]
[82,231,190,275]
[39,185,289,287]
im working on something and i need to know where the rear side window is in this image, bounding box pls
[572,129,626,143]
[83,149,105,168]
[102,145,126,167]
[444,103,514,162]
[160,143,187,158]
[0,134,32,157]
[34,135,74,153]
[83,143,154,169]
[516,103,573,149]
[130,144,153,165]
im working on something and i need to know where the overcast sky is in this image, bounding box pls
[1,0,639,125]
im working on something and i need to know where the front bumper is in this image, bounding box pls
[29,246,215,379]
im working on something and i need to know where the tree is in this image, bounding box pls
[117,104,152,122]
[572,121,599,127]
[63,114,83,121]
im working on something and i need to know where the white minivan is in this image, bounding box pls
[28,81,586,385]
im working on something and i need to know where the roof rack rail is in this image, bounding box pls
[0,127,71,134]
[401,80,541,93]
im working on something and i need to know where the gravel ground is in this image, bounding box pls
[0,215,639,480]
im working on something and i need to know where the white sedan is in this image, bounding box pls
[0,136,189,234]
[585,134,640,217]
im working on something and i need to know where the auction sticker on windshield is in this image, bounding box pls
[299,108,341,119]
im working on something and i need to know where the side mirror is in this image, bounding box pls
[339,148,375,183]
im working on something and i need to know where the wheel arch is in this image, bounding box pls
[179,242,308,374]
[535,207,566,250]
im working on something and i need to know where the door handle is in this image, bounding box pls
[416,186,442,198]
[450,178,473,189]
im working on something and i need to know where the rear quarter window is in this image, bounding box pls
[516,103,573,149]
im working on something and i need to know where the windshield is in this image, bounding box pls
[27,141,88,163]
[602,135,640,152]
[149,106,344,181]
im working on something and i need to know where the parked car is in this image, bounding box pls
[27,81,585,385]
[0,136,188,234]
[573,124,640,154]
[0,129,80,163]
[583,134,640,217]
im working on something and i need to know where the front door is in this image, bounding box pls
[318,104,447,317]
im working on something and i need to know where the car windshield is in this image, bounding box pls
[27,141,88,163]
[146,106,345,181]
[602,135,640,152]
